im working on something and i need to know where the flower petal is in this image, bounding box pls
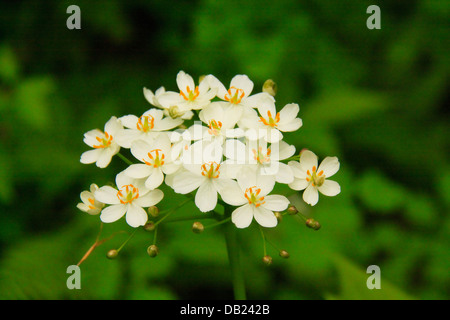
[134,189,164,207]
[303,184,319,206]
[318,179,341,197]
[95,186,120,204]
[80,149,102,164]
[253,206,278,228]
[230,75,254,98]
[317,156,340,178]
[300,150,318,172]
[288,178,310,191]
[144,167,164,190]
[195,180,218,212]
[171,170,205,194]
[218,180,247,206]
[100,204,127,223]
[262,195,289,212]
[125,203,148,228]
[231,204,254,229]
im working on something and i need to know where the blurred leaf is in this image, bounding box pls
[327,254,416,300]
[14,77,54,130]
[0,45,20,83]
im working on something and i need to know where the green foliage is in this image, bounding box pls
[0,0,448,300]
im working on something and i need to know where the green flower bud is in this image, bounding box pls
[262,255,273,266]
[274,211,283,222]
[147,244,159,258]
[279,250,290,259]
[106,249,118,259]
[287,205,298,215]
[192,221,204,234]
[262,79,277,97]
[306,218,321,230]
[148,205,159,217]
[144,221,156,231]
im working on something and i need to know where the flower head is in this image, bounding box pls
[77,183,105,215]
[95,172,164,228]
[221,170,290,228]
[80,116,123,168]
[288,150,341,206]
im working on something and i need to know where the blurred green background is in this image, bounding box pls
[0,0,448,300]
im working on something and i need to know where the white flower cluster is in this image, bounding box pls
[78,71,341,229]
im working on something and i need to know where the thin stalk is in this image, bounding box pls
[223,206,246,300]
[117,152,134,166]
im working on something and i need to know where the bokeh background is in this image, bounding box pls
[0,0,448,300]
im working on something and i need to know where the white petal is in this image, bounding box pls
[241,92,274,109]
[253,206,278,228]
[231,204,254,229]
[104,116,123,135]
[176,71,196,93]
[288,161,307,179]
[171,171,205,194]
[230,75,254,98]
[195,180,218,212]
[125,203,148,228]
[274,162,295,184]
[115,129,142,148]
[83,129,104,147]
[119,115,139,129]
[157,92,183,109]
[80,149,102,164]
[100,204,127,223]
[206,74,228,100]
[279,103,299,120]
[144,168,164,190]
[124,164,153,179]
[303,184,319,206]
[262,195,290,212]
[96,148,115,168]
[288,178,310,191]
[154,117,183,131]
[134,189,164,207]
[318,180,341,197]
[217,180,247,206]
[95,186,121,204]
[317,156,340,178]
[300,150,318,172]
[278,118,302,132]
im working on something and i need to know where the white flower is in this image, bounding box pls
[223,139,295,184]
[221,170,290,228]
[95,172,164,228]
[240,97,302,143]
[288,150,341,206]
[144,86,194,120]
[123,133,180,190]
[115,108,183,148]
[207,74,274,120]
[169,141,234,212]
[80,116,123,168]
[76,183,105,215]
[158,71,217,113]
[184,102,244,148]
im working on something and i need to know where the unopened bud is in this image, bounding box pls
[144,221,156,232]
[287,205,298,215]
[168,105,183,119]
[262,79,277,97]
[274,211,283,222]
[148,206,159,217]
[262,255,273,266]
[106,249,118,259]
[192,221,204,234]
[306,218,321,230]
[279,250,290,259]
[147,244,159,257]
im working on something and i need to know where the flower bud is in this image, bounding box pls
[148,205,159,217]
[306,218,321,230]
[192,221,204,234]
[279,250,290,259]
[147,244,159,257]
[287,205,298,215]
[168,105,183,119]
[262,79,277,97]
[144,221,156,232]
[106,249,118,259]
[274,211,283,222]
[262,255,273,266]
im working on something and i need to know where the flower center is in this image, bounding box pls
[208,119,223,136]
[259,111,280,128]
[180,86,200,101]
[117,184,139,204]
[143,149,165,168]
[244,186,265,207]
[224,86,245,104]
[136,115,155,132]
[306,166,325,187]
[93,132,113,149]
[201,161,221,179]
[252,146,271,164]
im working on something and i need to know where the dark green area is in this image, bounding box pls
[0,0,448,300]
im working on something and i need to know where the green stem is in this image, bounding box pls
[223,206,246,300]
[117,152,134,166]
